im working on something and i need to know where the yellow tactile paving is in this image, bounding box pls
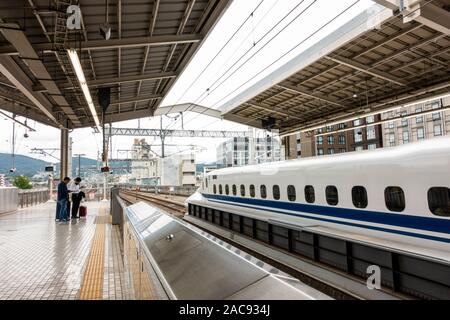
[78,206,109,300]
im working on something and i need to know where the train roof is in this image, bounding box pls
[208,136,450,177]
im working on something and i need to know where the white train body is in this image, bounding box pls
[187,136,450,261]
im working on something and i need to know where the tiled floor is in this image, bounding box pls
[0,201,130,300]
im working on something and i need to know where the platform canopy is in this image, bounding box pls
[0,0,231,129]
[219,2,450,135]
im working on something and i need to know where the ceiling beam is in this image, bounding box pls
[75,72,177,88]
[154,103,221,118]
[110,94,163,106]
[372,0,399,11]
[222,113,264,129]
[403,2,450,35]
[117,0,122,113]
[326,55,408,86]
[151,0,232,114]
[133,0,160,112]
[0,34,203,55]
[276,83,347,108]
[0,98,58,128]
[0,23,80,125]
[0,56,63,128]
[104,109,151,123]
[73,33,203,51]
[245,102,303,120]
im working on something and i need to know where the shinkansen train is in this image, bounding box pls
[187,136,450,261]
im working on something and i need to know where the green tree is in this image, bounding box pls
[13,175,33,189]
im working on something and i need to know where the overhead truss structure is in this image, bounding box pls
[0,0,232,129]
[106,127,249,139]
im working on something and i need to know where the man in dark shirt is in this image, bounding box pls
[57,177,71,222]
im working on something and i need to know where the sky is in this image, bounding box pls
[0,0,375,165]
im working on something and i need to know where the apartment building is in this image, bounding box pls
[217,134,282,168]
[381,97,450,147]
[284,115,383,159]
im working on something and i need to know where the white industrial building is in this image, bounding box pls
[130,139,196,187]
[217,128,282,168]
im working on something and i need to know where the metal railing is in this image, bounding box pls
[18,189,50,208]
[117,184,197,196]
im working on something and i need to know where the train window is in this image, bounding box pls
[273,185,280,200]
[428,187,450,216]
[225,185,229,195]
[352,186,368,208]
[260,185,267,199]
[384,187,405,212]
[232,185,237,196]
[240,185,246,197]
[326,186,339,206]
[305,186,315,203]
[219,185,223,195]
[213,185,217,194]
[205,179,208,188]
[250,185,255,198]
[287,185,296,202]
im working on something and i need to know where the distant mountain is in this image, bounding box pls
[0,153,98,178]
[0,153,218,178]
[0,153,48,177]
[70,157,98,177]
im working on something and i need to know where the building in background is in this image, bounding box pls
[314,115,383,156]
[130,139,160,185]
[217,129,281,168]
[129,139,197,187]
[284,132,315,159]
[381,97,450,147]
[283,115,383,159]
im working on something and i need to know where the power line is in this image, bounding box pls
[163,0,267,118]
[179,0,318,129]
[210,0,361,108]
[218,0,441,133]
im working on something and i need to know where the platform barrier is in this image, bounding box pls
[18,189,49,208]
[118,184,197,197]
[0,187,18,214]
[122,201,329,300]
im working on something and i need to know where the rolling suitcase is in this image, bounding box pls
[79,205,87,218]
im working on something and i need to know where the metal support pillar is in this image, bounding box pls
[160,116,165,158]
[60,128,69,181]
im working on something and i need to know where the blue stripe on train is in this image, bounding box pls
[201,193,450,236]
[205,198,450,244]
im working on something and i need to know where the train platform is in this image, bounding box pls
[0,201,131,300]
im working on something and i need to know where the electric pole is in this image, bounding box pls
[74,153,86,177]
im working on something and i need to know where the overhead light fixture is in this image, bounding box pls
[67,49,101,128]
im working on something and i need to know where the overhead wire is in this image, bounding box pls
[162,0,267,119]
[216,0,441,133]
[179,0,319,130]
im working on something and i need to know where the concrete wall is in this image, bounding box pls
[0,187,18,214]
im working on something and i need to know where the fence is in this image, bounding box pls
[18,189,50,208]
[117,184,197,196]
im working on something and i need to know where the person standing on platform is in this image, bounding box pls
[57,177,71,222]
[69,177,82,219]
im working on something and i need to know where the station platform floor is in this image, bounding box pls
[0,201,131,300]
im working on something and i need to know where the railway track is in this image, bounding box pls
[118,189,405,300]
[120,189,186,217]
